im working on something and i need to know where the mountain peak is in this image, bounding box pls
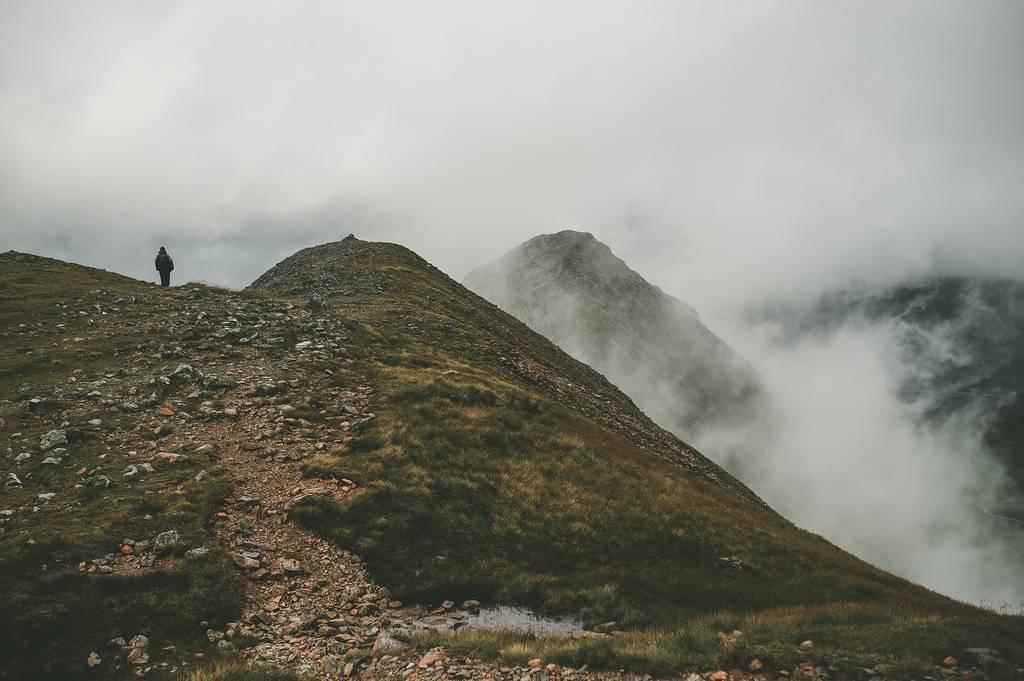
[465,232,761,443]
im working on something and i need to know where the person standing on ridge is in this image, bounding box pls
[155,246,174,287]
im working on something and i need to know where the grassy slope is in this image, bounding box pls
[0,254,245,680]
[251,241,1024,675]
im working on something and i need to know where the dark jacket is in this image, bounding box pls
[155,253,174,273]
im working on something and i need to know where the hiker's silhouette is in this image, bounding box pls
[155,247,174,287]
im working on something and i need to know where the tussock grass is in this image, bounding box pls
[181,661,310,681]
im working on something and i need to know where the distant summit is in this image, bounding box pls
[464,230,764,447]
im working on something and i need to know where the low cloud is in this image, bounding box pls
[707,316,1023,605]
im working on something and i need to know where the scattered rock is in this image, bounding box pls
[154,530,180,553]
[86,651,101,668]
[40,429,68,451]
[232,552,260,569]
[84,474,111,488]
[749,658,763,671]
[418,650,444,668]
[155,451,186,464]
[966,648,1003,666]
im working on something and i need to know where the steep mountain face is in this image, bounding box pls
[761,276,1024,517]
[463,231,765,449]
[2,243,1022,680]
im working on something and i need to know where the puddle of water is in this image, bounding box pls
[464,606,585,635]
[410,605,586,638]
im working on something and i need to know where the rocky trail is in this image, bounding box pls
[204,379,668,681]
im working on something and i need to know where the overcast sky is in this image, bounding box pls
[2,0,1022,307]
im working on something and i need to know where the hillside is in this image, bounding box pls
[1,243,1022,680]
[463,231,766,454]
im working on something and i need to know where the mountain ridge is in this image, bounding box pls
[2,244,1022,680]
[464,230,765,453]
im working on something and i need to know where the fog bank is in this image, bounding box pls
[707,315,1023,606]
